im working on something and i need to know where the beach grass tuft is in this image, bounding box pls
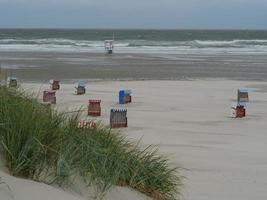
[0,86,183,200]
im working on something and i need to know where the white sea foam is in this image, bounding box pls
[1,38,267,55]
[0,63,37,69]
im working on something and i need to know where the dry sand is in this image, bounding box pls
[1,79,267,200]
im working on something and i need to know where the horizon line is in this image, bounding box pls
[0,27,267,31]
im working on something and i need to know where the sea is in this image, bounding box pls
[1,29,267,81]
[1,29,267,54]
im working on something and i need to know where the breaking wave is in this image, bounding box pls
[127,39,267,48]
[1,38,267,53]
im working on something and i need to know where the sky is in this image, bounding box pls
[0,0,267,29]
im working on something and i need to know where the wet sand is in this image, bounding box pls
[1,51,267,81]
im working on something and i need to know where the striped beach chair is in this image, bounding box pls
[110,109,127,128]
[8,77,17,87]
[43,90,56,104]
[230,102,246,118]
[237,88,249,102]
[75,80,86,95]
[88,100,101,116]
[50,80,60,90]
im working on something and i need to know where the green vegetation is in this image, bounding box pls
[0,86,183,200]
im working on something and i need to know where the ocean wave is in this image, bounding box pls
[1,38,267,54]
[193,40,267,48]
[0,38,129,48]
[1,38,267,48]
[127,39,267,48]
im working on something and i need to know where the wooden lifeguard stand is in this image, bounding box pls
[104,40,114,54]
[43,90,56,104]
[88,100,101,116]
[110,109,127,128]
[8,77,17,87]
[50,80,60,90]
[119,90,132,104]
[75,80,86,95]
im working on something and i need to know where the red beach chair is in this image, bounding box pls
[50,80,60,90]
[236,106,246,118]
[43,90,56,104]
[231,103,246,118]
[88,100,101,116]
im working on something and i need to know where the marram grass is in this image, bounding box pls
[0,86,183,200]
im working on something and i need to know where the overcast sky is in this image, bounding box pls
[0,0,266,29]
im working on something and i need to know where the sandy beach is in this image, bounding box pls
[1,79,266,200]
[1,3,267,199]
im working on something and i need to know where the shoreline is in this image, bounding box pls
[14,77,267,86]
[1,51,267,81]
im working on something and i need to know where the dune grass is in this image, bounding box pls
[0,86,183,200]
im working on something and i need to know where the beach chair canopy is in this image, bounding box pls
[238,88,248,93]
[124,90,132,95]
[119,90,132,95]
[49,79,59,84]
[78,80,86,87]
[237,88,249,102]
[50,79,60,83]
[8,77,17,81]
